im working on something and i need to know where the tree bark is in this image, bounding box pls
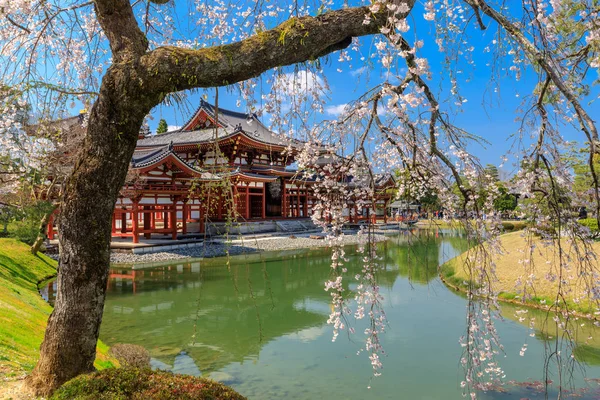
[30,203,58,255]
[25,1,414,395]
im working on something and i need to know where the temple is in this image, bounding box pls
[46,101,395,243]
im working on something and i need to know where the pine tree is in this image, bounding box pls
[156,118,168,134]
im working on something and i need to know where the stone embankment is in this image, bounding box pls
[109,232,388,264]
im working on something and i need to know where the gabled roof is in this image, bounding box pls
[131,144,279,183]
[131,143,210,177]
[374,173,396,188]
[136,100,303,150]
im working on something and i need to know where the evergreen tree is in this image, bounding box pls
[156,118,168,134]
[484,164,499,182]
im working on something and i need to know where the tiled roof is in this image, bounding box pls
[137,100,303,149]
[131,144,277,182]
[131,144,174,168]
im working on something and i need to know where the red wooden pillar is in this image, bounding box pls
[132,200,139,244]
[232,185,238,220]
[47,212,55,240]
[151,206,156,230]
[171,200,178,240]
[296,186,300,218]
[245,183,250,220]
[383,199,388,223]
[282,181,287,218]
[163,207,169,230]
[143,206,151,239]
[199,204,205,233]
[182,200,188,234]
[303,185,308,217]
[121,210,127,234]
[217,188,223,220]
[262,184,266,219]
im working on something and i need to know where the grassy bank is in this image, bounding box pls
[416,219,528,231]
[441,231,600,316]
[0,238,115,380]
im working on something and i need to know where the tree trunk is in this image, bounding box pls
[25,67,153,396]
[30,204,58,255]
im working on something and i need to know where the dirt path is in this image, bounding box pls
[0,379,38,400]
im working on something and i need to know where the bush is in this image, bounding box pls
[532,224,556,238]
[501,222,515,231]
[578,218,599,234]
[51,368,247,400]
[10,201,54,245]
[109,344,150,368]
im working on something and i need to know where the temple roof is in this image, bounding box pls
[130,144,278,182]
[137,100,303,150]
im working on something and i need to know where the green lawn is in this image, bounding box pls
[0,238,115,379]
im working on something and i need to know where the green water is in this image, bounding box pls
[44,230,600,399]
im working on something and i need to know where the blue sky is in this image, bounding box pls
[145,1,599,174]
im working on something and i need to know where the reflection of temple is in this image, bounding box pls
[46,101,395,242]
[99,252,338,372]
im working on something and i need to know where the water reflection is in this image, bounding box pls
[101,249,337,373]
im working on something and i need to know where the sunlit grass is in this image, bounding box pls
[442,231,600,314]
[0,238,116,379]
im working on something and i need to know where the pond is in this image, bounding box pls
[41,230,600,399]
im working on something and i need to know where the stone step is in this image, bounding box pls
[275,220,310,232]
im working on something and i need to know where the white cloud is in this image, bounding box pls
[276,69,326,95]
[167,125,181,132]
[325,103,386,117]
[325,103,349,116]
[349,66,367,76]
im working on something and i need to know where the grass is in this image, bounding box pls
[415,219,463,229]
[441,231,600,314]
[416,219,528,231]
[0,238,116,379]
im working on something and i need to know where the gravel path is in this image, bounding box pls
[109,232,389,265]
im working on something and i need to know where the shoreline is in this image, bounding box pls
[439,269,600,321]
[108,231,390,265]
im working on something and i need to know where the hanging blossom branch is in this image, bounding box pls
[456,1,600,398]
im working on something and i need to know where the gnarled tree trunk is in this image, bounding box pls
[25,66,155,396]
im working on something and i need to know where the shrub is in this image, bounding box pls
[501,222,515,231]
[511,221,528,231]
[10,201,54,245]
[109,344,150,368]
[51,368,247,400]
[578,218,599,235]
[532,224,556,238]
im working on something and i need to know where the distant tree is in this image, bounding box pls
[493,185,517,213]
[156,118,168,134]
[484,164,499,182]
[570,149,600,206]
[0,203,17,236]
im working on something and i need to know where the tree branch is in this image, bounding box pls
[93,0,148,62]
[140,3,415,94]
[474,0,599,146]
